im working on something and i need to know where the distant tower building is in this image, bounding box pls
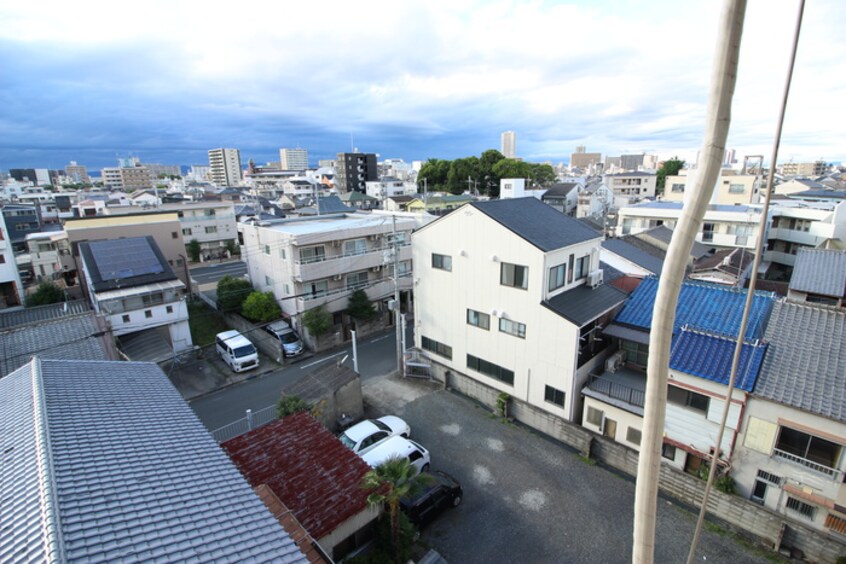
[279,148,309,171]
[620,154,645,171]
[501,131,516,158]
[570,147,602,169]
[336,152,377,193]
[208,148,242,186]
[65,161,90,183]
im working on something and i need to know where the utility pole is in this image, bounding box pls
[392,215,402,375]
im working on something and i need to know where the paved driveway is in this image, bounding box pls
[364,379,772,564]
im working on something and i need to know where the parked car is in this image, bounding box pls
[401,471,463,528]
[265,320,304,358]
[339,416,411,455]
[362,436,430,475]
[215,330,259,372]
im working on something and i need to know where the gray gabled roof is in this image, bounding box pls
[602,238,664,275]
[541,182,579,198]
[788,248,846,297]
[753,302,846,421]
[0,300,90,330]
[472,197,602,252]
[0,358,306,563]
[542,283,628,326]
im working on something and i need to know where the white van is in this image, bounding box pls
[361,436,430,475]
[215,330,259,372]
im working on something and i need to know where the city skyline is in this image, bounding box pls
[1,1,844,171]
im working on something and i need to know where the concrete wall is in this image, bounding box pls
[427,357,846,563]
[223,311,285,361]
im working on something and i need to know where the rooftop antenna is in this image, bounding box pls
[350,133,355,153]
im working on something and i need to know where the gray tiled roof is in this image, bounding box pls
[0,358,306,563]
[602,238,664,275]
[788,248,846,297]
[754,302,846,421]
[0,313,108,376]
[472,197,602,251]
[0,300,90,330]
[541,182,579,197]
[542,283,629,326]
[633,225,712,259]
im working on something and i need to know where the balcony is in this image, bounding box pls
[583,368,646,414]
[295,277,407,314]
[293,243,411,282]
[773,448,842,480]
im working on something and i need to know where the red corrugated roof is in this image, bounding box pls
[222,412,372,540]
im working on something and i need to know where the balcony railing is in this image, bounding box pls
[295,241,409,266]
[586,374,645,408]
[773,448,842,479]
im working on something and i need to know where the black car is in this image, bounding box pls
[400,470,463,528]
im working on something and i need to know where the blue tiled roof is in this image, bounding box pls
[613,276,775,340]
[669,328,768,391]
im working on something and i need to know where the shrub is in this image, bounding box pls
[187,239,201,262]
[26,282,64,307]
[302,305,332,337]
[216,275,252,312]
[241,291,281,322]
[347,289,376,321]
[715,475,738,495]
[277,395,311,418]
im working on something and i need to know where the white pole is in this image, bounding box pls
[351,330,359,374]
[400,313,407,376]
[392,215,402,375]
[632,2,746,562]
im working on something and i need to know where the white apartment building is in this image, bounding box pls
[101,167,123,189]
[279,148,309,171]
[412,197,627,421]
[501,131,516,158]
[23,231,72,288]
[241,211,432,340]
[603,172,657,202]
[0,212,24,307]
[78,236,192,353]
[664,170,761,205]
[765,201,846,270]
[208,148,242,187]
[365,178,416,201]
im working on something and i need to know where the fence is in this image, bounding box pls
[211,404,276,443]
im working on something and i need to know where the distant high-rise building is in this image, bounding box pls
[208,148,242,186]
[101,167,123,189]
[501,131,516,158]
[336,152,377,193]
[781,161,827,177]
[279,148,309,171]
[65,161,90,183]
[570,147,601,170]
[620,154,645,171]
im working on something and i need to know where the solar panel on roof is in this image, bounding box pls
[89,238,164,280]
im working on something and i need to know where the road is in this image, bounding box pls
[190,325,411,430]
[189,261,247,285]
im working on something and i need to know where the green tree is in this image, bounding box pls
[241,290,281,322]
[26,281,64,307]
[656,157,685,195]
[417,158,451,192]
[446,156,480,195]
[478,149,506,196]
[187,239,201,262]
[362,458,426,564]
[216,275,252,312]
[225,239,239,256]
[302,305,332,337]
[277,395,311,418]
[529,163,557,187]
[492,158,532,181]
[347,289,376,321]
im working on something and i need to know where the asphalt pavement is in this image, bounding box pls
[363,379,775,564]
[189,261,247,285]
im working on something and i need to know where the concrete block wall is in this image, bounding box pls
[222,312,283,361]
[426,357,846,563]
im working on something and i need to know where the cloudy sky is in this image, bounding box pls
[1,0,843,172]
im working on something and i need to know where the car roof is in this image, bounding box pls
[216,330,253,347]
[342,419,380,442]
[361,436,416,466]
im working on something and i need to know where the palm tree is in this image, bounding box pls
[361,457,422,564]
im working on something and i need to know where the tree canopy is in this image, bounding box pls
[26,281,64,307]
[216,275,252,312]
[347,289,376,321]
[241,290,281,322]
[302,305,332,337]
[656,157,686,194]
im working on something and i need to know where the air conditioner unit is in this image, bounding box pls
[587,269,604,288]
[605,350,626,373]
[368,234,380,241]
[371,266,381,272]
[333,274,343,281]
[332,240,341,247]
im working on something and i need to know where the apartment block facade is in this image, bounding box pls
[209,148,243,187]
[336,153,377,193]
[279,148,309,171]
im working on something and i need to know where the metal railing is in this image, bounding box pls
[586,374,645,408]
[772,448,842,479]
[210,404,276,443]
[295,241,410,266]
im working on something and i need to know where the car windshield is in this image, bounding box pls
[372,419,391,432]
[280,333,299,344]
[338,432,357,450]
[233,344,256,357]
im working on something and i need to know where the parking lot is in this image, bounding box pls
[364,377,773,563]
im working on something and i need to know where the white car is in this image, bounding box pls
[339,416,411,456]
[362,436,430,475]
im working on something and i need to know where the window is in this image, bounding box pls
[343,238,366,256]
[122,314,130,323]
[786,497,816,520]
[586,406,603,427]
[671,183,685,193]
[284,283,290,294]
[626,427,642,446]
[575,256,589,280]
[775,427,841,470]
[205,226,217,234]
[548,264,566,291]
[728,183,745,194]
[279,248,286,259]
[204,209,216,216]
[621,340,648,367]
[662,443,676,460]
[306,280,329,298]
[265,275,273,287]
[0,255,4,264]
[544,385,565,407]
[300,245,325,264]
[467,354,514,385]
[144,310,153,318]
[346,271,368,290]
[422,336,452,359]
[702,223,715,242]
[667,386,710,414]
[142,292,164,306]
[568,254,575,283]
[166,305,173,314]
[171,231,178,239]
[432,253,452,271]
[500,262,528,289]
[499,318,526,339]
[467,309,490,330]
[751,480,768,504]
[264,244,271,255]
[825,513,846,535]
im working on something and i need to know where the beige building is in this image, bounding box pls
[120,166,154,191]
[781,161,827,177]
[570,147,601,170]
[664,170,760,205]
[208,148,242,186]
